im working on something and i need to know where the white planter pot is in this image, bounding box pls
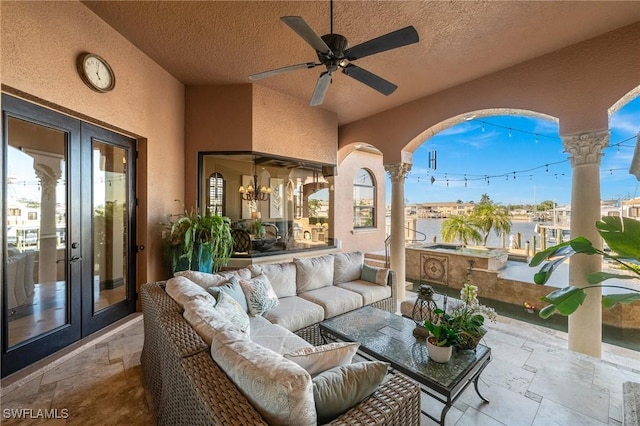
[426,337,453,363]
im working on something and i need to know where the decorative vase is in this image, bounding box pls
[426,336,453,363]
[455,329,486,351]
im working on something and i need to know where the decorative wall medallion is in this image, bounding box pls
[421,254,448,285]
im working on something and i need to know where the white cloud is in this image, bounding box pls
[610,111,640,136]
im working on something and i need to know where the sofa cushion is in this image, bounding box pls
[361,264,390,286]
[210,322,317,426]
[166,276,217,310]
[207,275,248,312]
[284,342,360,376]
[262,296,325,332]
[239,274,280,316]
[182,295,235,345]
[312,361,389,424]
[213,291,250,334]
[333,251,363,285]
[298,286,363,319]
[336,280,392,305]
[251,322,312,355]
[174,268,252,289]
[294,255,334,293]
[249,262,297,298]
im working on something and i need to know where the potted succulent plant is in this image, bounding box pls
[530,216,640,318]
[165,202,234,274]
[424,309,460,363]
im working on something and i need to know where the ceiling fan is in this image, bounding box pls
[249,1,419,106]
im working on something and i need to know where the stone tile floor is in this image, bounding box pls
[1,312,638,425]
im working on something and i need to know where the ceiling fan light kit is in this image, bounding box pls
[249,1,419,106]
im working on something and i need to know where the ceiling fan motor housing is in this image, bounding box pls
[320,34,348,57]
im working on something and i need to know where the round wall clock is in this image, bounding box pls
[77,52,115,92]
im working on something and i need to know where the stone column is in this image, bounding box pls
[33,157,63,284]
[384,162,411,306]
[562,130,609,358]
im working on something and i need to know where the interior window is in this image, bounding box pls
[353,168,375,228]
[199,153,335,257]
[207,172,225,215]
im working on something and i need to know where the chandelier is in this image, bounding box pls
[239,174,271,202]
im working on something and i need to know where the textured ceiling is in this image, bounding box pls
[82,1,640,125]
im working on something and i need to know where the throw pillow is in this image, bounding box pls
[284,342,360,376]
[239,274,280,316]
[360,264,390,286]
[294,255,334,293]
[333,251,364,284]
[312,361,389,424]
[214,291,250,334]
[207,275,249,313]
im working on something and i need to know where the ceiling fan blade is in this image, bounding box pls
[310,72,332,106]
[345,26,419,61]
[249,62,317,81]
[281,16,332,54]
[342,64,397,95]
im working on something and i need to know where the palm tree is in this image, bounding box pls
[440,215,482,245]
[471,201,512,246]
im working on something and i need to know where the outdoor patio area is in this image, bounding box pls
[1,306,638,425]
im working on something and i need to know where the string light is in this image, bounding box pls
[405,125,637,188]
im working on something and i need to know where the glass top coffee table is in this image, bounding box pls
[319,305,491,425]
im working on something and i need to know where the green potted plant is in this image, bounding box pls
[529,216,640,318]
[165,201,234,274]
[448,281,497,350]
[424,309,460,363]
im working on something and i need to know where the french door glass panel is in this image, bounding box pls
[6,117,69,347]
[92,142,128,312]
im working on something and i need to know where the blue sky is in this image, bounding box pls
[389,96,640,206]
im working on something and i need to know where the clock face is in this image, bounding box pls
[79,53,115,92]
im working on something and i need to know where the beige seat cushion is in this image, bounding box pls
[332,251,363,285]
[210,322,317,426]
[294,255,334,293]
[263,296,325,332]
[174,268,251,289]
[166,276,217,310]
[249,262,297,298]
[298,286,363,319]
[250,321,312,355]
[336,280,392,305]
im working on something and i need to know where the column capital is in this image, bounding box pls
[562,130,609,167]
[384,162,412,183]
[34,162,62,201]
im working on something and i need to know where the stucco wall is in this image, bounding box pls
[252,84,337,164]
[184,83,337,209]
[184,84,254,208]
[335,148,387,253]
[339,23,640,163]
[1,0,185,285]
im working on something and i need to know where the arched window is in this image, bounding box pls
[207,172,225,215]
[353,169,375,228]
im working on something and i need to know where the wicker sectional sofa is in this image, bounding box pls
[140,251,420,425]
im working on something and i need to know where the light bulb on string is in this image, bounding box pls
[513,172,516,180]
[508,128,512,138]
[545,164,549,173]
[535,134,539,144]
[481,124,485,133]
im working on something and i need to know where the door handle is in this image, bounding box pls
[69,255,83,263]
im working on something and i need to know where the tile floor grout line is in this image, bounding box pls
[0,314,143,396]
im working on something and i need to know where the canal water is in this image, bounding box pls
[414,218,548,247]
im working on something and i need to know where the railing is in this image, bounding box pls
[384,226,427,268]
